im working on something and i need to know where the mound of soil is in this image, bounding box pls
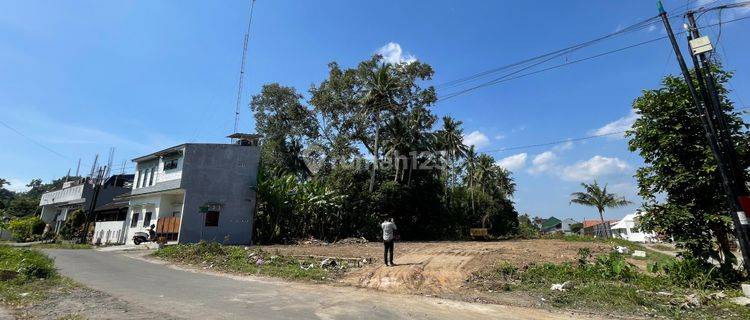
[261,239,610,294]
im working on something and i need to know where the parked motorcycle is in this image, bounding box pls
[133,224,157,245]
[132,231,151,245]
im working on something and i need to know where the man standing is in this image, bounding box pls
[381,217,397,266]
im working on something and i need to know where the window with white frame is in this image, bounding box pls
[164,158,178,170]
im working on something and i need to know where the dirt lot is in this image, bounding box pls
[261,239,612,295]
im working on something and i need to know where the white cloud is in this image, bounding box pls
[553,140,574,152]
[463,131,490,149]
[376,42,416,64]
[494,134,506,140]
[496,153,527,171]
[528,151,557,174]
[561,155,629,182]
[647,25,657,32]
[592,110,639,139]
[4,178,31,192]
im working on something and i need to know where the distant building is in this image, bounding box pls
[39,174,133,234]
[611,211,658,243]
[540,216,562,234]
[540,216,580,234]
[122,134,261,245]
[561,218,580,235]
[581,219,618,237]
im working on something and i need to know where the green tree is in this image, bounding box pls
[0,178,14,210]
[437,116,467,201]
[251,83,319,177]
[570,181,631,237]
[627,70,749,267]
[463,146,478,217]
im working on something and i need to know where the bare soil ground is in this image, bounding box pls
[261,239,612,295]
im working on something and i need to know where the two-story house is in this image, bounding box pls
[39,174,133,235]
[122,134,260,245]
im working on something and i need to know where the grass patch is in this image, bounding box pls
[650,243,678,252]
[0,245,76,310]
[543,233,674,265]
[30,242,92,250]
[152,242,338,282]
[472,249,750,319]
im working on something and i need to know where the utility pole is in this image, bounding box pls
[685,10,750,271]
[79,167,104,244]
[657,1,750,272]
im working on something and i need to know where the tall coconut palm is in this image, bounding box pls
[437,116,467,198]
[570,181,631,237]
[361,63,400,192]
[463,146,478,216]
[474,154,495,193]
[384,116,410,182]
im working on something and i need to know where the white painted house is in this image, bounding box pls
[39,175,133,235]
[611,211,658,243]
[122,135,260,245]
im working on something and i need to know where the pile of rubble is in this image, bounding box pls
[335,237,369,245]
[294,237,329,246]
[300,257,371,271]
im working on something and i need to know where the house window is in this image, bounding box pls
[164,159,178,170]
[143,212,152,227]
[204,210,220,227]
[130,212,139,227]
[138,170,146,188]
[148,168,155,186]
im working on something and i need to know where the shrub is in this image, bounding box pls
[6,216,46,242]
[648,256,742,289]
[59,209,86,240]
[0,245,56,280]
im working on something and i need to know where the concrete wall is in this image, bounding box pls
[39,184,87,206]
[93,220,127,244]
[177,144,259,245]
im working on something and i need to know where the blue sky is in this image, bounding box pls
[1,0,749,222]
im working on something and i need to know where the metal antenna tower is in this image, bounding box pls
[232,0,257,138]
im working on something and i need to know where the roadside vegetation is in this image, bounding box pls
[0,245,74,309]
[152,242,342,282]
[471,248,749,319]
[29,242,92,250]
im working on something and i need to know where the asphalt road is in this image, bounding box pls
[46,250,598,320]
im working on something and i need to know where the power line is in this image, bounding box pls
[482,131,625,154]
[437,14,750,102]
[436,16,662,91]
[483,106,749,155]
[436,4,700,91]
[0,119,71,160]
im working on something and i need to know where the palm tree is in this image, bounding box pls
[570,181,631,237]
[474,154,495,193]
[437,116,467,198]
[463,146,478,216]
[361,63,400,192]
[384,116,410,182]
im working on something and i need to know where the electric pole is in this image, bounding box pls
[657,1,750,272]
[79,167,105,244]
[685,10,750,271]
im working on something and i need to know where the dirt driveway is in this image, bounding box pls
[262,239,611,294]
